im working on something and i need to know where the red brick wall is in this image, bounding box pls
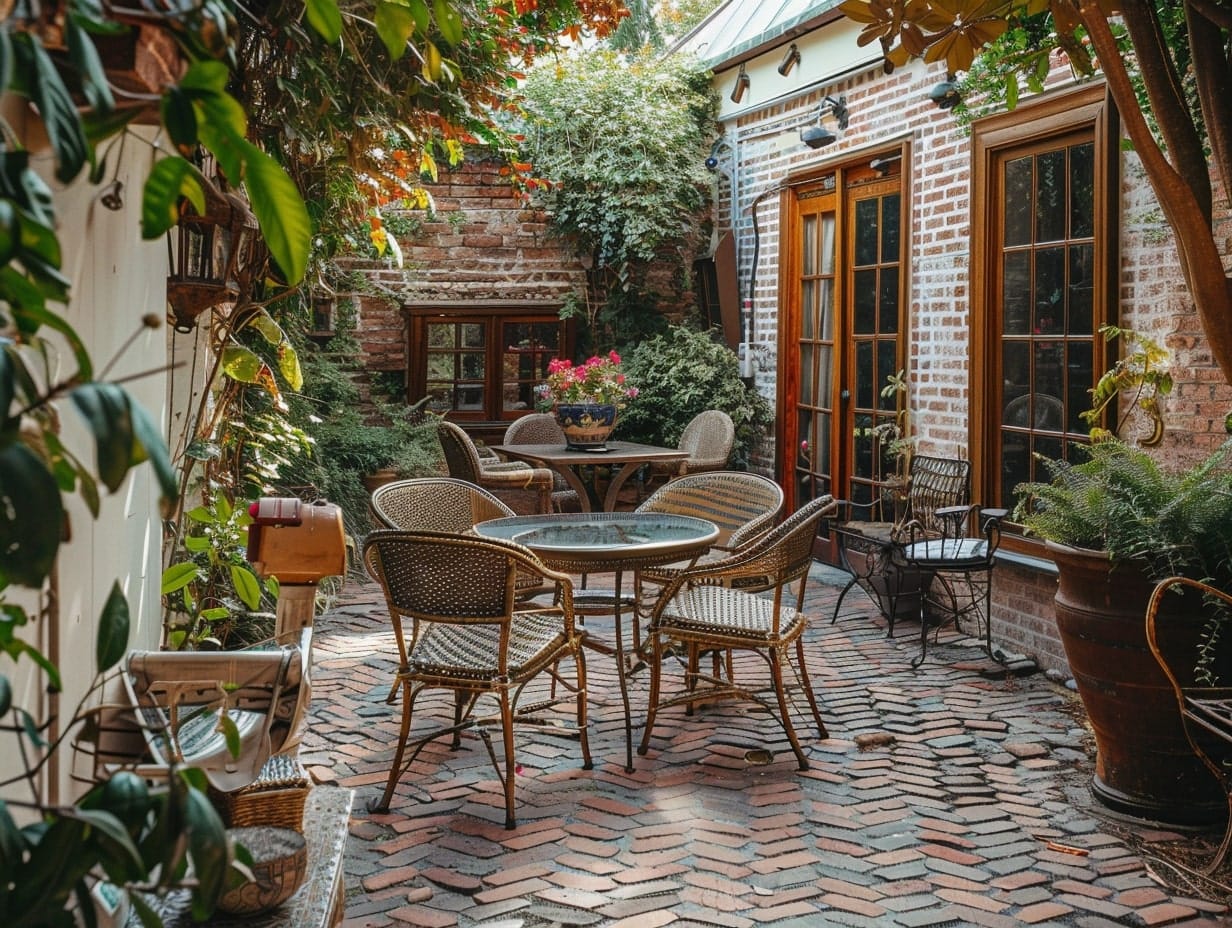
[721,56,1232,674]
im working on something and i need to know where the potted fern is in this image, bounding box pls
[1015,328,1232,825]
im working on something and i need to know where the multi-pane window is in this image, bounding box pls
[971,84,1114,522]
[409,308,566,421]
[998,137,1096,498]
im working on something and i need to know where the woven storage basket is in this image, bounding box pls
[210,753,310,832]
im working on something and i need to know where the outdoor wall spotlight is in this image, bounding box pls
[929,75,962,110]
[730,64,750,104]
[704,137,731,171]
[799,95,849,150]
[777,43,801,76]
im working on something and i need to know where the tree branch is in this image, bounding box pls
[1078,0,1232,383]
[1120,0,1210,221]
[1186,2,1232,208]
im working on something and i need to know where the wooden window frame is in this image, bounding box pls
[404,301,571,425]
[968,83,1119,559]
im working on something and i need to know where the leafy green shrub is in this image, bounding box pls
[618,326,772,468]
[280,308,444,537]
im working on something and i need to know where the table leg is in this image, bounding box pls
[602,463,644,512]
[551,464,596,512]
[577,568,635,772]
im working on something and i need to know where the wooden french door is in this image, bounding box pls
[779,153,908,524]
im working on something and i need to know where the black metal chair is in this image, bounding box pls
[829,455,970,636]
[897,504,1007,667]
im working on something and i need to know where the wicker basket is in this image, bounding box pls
[210,753,310,832]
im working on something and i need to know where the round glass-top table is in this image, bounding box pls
[475,511,719,771]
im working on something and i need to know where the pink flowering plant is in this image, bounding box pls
[536,350,638,410]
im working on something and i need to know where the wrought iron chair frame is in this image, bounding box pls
[829,454,971,636]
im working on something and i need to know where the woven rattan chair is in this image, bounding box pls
[438,420,553,515]
[829,454,970,636]
[1146,576,1232,873]
[371,476,515,531]
[370,477,546,604]
[637,494,837,770]
[503,414,581,512]
[363,530,591,828]
[642,409,736,494]
[632,472,785,646]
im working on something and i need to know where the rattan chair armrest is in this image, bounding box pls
[478,467,555,490]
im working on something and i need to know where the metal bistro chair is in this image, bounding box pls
[438,420,554,515]
[638,495,837,770]
[830,454,971,636]
[503,413,582,512]
[363,530,591,829]
[898,504,1008,667]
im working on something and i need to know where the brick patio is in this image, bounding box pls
[301,566,1232,927]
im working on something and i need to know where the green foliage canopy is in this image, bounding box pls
[519,50,718,283]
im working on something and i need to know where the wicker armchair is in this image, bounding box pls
[632,471,785,641]
[637,494,837,770]
[371,476,547,607]
[437,420,553,514]
[363,530,591,828]
[371,476,514,531]
[502,414,581,512]
[642,410,736,493]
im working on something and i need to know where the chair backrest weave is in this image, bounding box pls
[636,471,783,547]
[905,455,971,533]
[437,421,484,482]
[364,530,539,622]
[371,477,514,531]
[678,410,735,470]
[748,494,836,585]
[504,413,566,446]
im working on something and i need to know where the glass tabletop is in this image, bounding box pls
[475,512,719,563]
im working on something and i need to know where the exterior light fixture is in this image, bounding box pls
[800,95,849,150]
[777,43,801,76]
[166,178,258,333]
[929,74,962,110]
[730,64,750,104]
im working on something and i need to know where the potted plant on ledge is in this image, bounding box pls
[1015,328,1232,825]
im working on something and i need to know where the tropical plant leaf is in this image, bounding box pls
[65,17,115,113]
[96,581,130,672]
[432,0,463,46]
[161,562,200,595]
[305,0,343,42]
[229,564,262,611]
[69,383,134,492]
[184,786,228,918]
[376,0,417,59]
[0,440,63,586]
[239,141,311,285]
[11,35,90,183]
[141,156,203,238]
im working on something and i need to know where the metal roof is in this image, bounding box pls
[671,0,843,69]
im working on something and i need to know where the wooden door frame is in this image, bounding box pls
[774,140,913,517]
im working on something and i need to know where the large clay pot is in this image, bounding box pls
[554,403,617,451]
[1048,540,1224,824]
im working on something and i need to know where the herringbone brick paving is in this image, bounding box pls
[301,566,1232,927]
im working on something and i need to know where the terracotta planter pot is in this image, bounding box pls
[361,469,399,494]
[1048,540,1223,824]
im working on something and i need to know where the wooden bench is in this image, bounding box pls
[1146,576,1232,873]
